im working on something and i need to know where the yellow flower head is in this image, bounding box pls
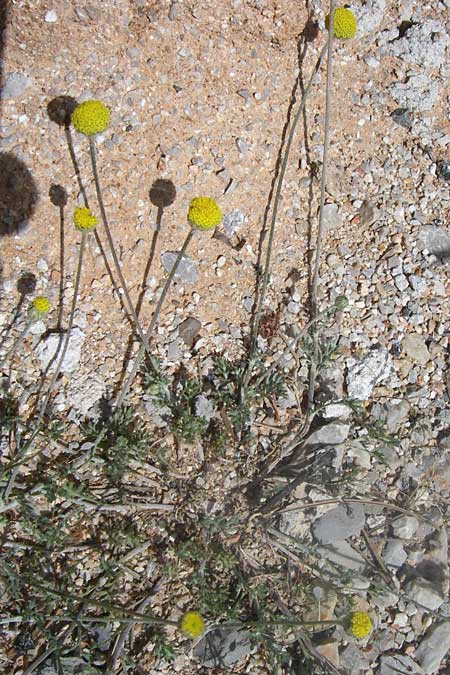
[349,611,372,639]
[187,197,222,231]
[326,8,357,39]
[73,207,98,232]
[179,611,205,639]
[30,296,50,319]
[71,100,110,136]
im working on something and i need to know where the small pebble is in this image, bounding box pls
[44,9,58,22]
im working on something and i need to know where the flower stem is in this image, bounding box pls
[308,0,335,411]
[3,233,87,500]
[89,137,159,372]
[241,43,327,397]
[114,229,194,410]
[0,317,33,370]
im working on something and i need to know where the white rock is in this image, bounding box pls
[393,612,409,628]
[391,515,419,539]
[346,347,393,400]
[322,402,352,420]
[44,10,58,22]
[35,328,85,374]
[415,621,450,673]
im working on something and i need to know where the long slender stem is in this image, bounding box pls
[241,43,327,399]
[307,1,335,411]
[0,317,33,370]
[114,229,194,410]
[3,233,87,500]
[89,137,159,372]
[250,43,327,353]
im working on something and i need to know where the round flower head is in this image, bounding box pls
[179,611,205,639]
[30,296,50,320]
[71,100,110,136]
[73,207,98,232]
[326,8,357,39]
[348,611,372,639]
[187,197,222,231]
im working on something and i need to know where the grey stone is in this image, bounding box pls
[387,20,450,70]
[409,274,427,294]
[222,208,245,235]
[382,539,407,569]
[415,621,450,673]
[383,399,410,434]
[370,589,400,610]
[438,429,450,449]
[317,366,344,400]
[160,251,198,283]
[437,160,450,182]
[317,540,366,575]
[402,334,430,366]
[193,627,254,667]
[346,347,393,400]
[406,578,445,611]
[236,137,249,153]
[36,328,85,374]
[312,503,365,544]
[304,423,350,447]
[178,317,201,345]
[195,394,215,421]
[2,72,33,99]
[322,203,342,230]
[418,225,450,258]
[379,654,423,675]
[168,2,178,20]
[391,515,419,539]
[359,199,379,226]
[389,74,441,112]
[166,340,181,361]
[390,108,412,129]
